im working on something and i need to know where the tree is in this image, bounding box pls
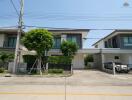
[0,52,14,69]
[60,41,78,57]
[22,29,53,74]
[60,41,78,73]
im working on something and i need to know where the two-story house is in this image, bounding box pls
[21,29,89,69]
[93,30,132,70]
[0,29,18,52]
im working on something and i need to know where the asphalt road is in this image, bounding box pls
[0,70,132,100]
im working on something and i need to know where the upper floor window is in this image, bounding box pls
[67,34,82,48]
[53,36,61,49]
[67,35,77,43]
[123,37,132,46]
[95,45,98,48]
[4,36,17,48]
[104,41,108,48]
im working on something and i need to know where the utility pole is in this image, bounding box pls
[13,0,24,73]
[64,76,67,100]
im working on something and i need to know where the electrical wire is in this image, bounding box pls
[24,25,132,31]
[10,0,19,16]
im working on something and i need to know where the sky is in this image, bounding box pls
[0,0,132,48]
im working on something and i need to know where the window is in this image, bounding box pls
[4,36,17,48]
[67,34,82,48]
[104,41,108,48]
[115,56,119,59]
[95,45,98,48]
[53,36,61,49]
[123,37,132,46]
[108,39,112,48]
[67,36,77,43]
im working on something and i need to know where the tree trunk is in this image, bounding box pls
[37,56,42,75]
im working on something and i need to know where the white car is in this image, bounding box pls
[114,62,130,73]
[104,62,130,73]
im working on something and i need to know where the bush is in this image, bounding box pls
[48,56,72,70]
[48,56,72,64]
[0,68,4,73]
[60,41,78,57]
[84,55,94,66]
[48,69,63,74]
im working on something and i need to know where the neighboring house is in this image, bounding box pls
[22,29,89,69]
[0,29,18,52]
[92,30,132,70]
[0,28,89,70]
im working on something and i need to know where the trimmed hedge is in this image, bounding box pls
[48,56,72,64]
[48,56,72,71]
[48,69,63,74]
[23,55,72,71]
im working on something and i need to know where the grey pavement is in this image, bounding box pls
[0,70,132,100]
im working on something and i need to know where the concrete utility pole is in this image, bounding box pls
[13,0,24,73]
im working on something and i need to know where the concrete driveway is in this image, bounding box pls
[0,70,132,100]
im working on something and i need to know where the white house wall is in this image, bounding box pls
[0,34,5,47]
[72,53,84,69]
[104,54,121,62]
[97,40,104,48]
[120,54,132,65]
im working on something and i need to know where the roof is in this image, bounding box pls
[48,29,89,32]
[92,29,132,46]
[0,28,24,34]
[0,28,18,32]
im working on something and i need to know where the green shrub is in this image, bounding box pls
[84,55,94,66]
[48,69,63,74]
[0,68,4,73]
[48,56,72,64]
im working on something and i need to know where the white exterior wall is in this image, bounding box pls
[96,40,104,48]
[104,54,121,62]
[103,53,132,65]
[120,54,132,64]
[0,34,5,47]
[61,34,66,42]
[72,53,84,69]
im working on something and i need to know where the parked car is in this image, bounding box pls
[104,62,130,73]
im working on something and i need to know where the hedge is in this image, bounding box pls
[23,55,72,71]
[48,69,63,74]
[48,56,72,64]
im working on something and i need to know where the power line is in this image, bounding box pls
[10,0,19,16]
[24,25,132,30]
